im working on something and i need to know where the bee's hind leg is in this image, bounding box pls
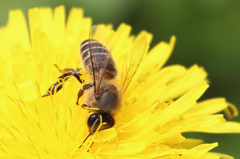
[42,80,63,97]
[76,82,94,105]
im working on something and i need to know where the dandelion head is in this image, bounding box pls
[0,5,239,159]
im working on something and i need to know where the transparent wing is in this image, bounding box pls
[89,25,113,96]
[121,35,147,94]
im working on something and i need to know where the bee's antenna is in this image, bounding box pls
[79,131,94,148]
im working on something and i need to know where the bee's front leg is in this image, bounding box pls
[76,82,94,105]
[80,103,89,109]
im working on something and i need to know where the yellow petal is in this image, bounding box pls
[8,9,31,52]
[210,152,234,159]
[192,122,240,133]
[181,139,204,149]
[183,98,228,118]
[156,82,209,126]
[181,142,218,158]
[98,142,145,155]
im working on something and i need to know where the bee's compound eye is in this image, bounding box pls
[87,114,99,129]
[87,114,115,132]
[102,114,114,129]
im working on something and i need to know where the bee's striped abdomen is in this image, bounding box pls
[80,39,117,79]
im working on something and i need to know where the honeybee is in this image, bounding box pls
[78,25,147,147]
[42,65,84,97]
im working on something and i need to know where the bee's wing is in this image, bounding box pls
[89,25,113,95]
[121,35,147,94]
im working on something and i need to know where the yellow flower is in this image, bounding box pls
[0,5,239,159]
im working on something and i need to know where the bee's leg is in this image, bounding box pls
[42,92,50,97]
[54,64,62,72]
[70,72,85,84]
[55,64,83,81]
[43,64,84,97]
[42,80,63,97]
[76,82,94,105]
[81,103,88,109]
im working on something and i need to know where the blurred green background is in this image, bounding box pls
[0,0,239,157]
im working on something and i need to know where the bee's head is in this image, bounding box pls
[87,113,114,132]
[79,113,114,148]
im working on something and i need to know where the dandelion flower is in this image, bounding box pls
[0,5,240,159]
